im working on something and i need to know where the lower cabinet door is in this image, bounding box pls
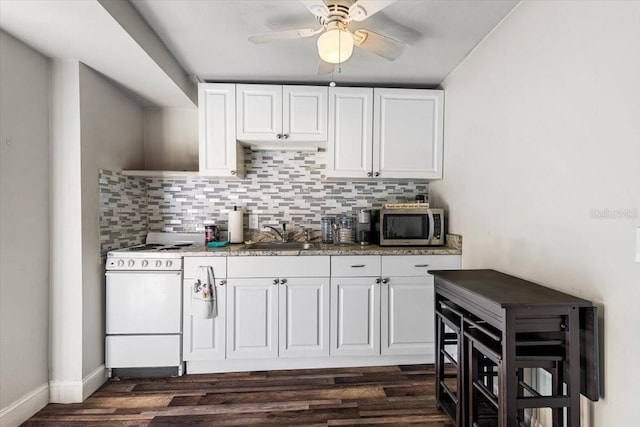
[331,277,380,356]
[381,275,435,356]
[183,279,226,361]
[279,277,330,358]
[226,278,278,359]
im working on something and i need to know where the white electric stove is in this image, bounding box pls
[105,232,202,377]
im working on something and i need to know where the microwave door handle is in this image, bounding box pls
[427,209,435,242]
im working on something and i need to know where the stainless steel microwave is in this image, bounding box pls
[372,208,445,246]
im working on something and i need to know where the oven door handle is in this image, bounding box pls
[427,208,435,242]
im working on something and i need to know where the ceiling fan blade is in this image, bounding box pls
[301,0,329,18]
[349,0,396,22]
[248,28,322,44]
[353,29,404,61]
[317,60,335,75]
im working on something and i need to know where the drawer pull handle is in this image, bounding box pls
[414,264,430,267]
[351,264,366,268]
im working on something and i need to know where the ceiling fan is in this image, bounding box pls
[248,0,404,73]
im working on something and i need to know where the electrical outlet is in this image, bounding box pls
[636,226,640,263]
[249,214,259,230]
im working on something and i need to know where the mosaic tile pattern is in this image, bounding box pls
[98,169,148,254]
[146,148,429,240]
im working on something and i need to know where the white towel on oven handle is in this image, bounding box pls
[193,266,217,319]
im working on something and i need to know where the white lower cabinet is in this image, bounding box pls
[226,278,279,359]
[380,255,461,358]
[330,277,381,356]
[226,256,331,360]
[330,255,381,356]
[279,278,330,358]
[381,275,434,356]
[183,253,460,373]
[183,257,227,361]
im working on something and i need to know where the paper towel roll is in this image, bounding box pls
[228,208,244,243]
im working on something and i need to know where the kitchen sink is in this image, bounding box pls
[243,242,316,251]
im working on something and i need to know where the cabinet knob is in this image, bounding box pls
[279,278,287,284]
[367,172,373,177]
[375,277,381,284]
[283,134,289,139]
[230,170,236,175]
[276,134,283,140]
[219,280,226,286]
[374,172,380,177]
[272,279,279,285]
[382,278,389,284]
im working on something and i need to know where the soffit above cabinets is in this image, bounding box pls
[0,0,195,108]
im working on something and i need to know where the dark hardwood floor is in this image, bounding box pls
[23,364,454,426]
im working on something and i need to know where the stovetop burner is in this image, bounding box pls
[127,243,164,251]
[157,243,193,251]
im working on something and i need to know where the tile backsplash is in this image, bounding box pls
[98,169,148,254]
[100,148,428,249]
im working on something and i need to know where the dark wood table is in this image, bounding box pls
[430,269,599,427]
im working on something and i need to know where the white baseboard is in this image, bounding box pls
[82,364,108,400]
[49,364,108,403]
[0,382,49,427]
[186,354,432,374]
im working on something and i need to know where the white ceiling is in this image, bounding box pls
[131,0,519,86]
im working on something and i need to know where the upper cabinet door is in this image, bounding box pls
[326,87,374,179]
[199,83,244,178]
[236,84,282,141]
[373,88,444,179]
[283,86,328,142]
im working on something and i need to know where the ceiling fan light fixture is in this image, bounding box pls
[317,28,354,64]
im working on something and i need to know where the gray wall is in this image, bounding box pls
[79,63,145,378]
[0,30,50,420]
[430,1,640,425]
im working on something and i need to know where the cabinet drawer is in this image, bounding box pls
[382,255,460,277]
[331,256,381,277]
[184,257,227,279]
[228,256,330,278]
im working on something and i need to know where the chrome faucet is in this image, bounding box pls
[264,223,288,242]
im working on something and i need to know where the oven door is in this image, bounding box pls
[106,270,182,334]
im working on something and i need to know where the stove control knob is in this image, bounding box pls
[141,260,149,268]
[127,260,135,268]
[155,260,162,268]
[166,260,173,268]
[117,260,125,268]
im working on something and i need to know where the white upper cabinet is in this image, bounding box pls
[236,84,328,145]
[326,87,374,179]
[198,83,244,178]
[326,87,444,180]
[373,88,444,179]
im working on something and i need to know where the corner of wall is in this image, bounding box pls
[49,364,107,404]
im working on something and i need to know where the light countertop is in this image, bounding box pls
[182,235,462,257]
